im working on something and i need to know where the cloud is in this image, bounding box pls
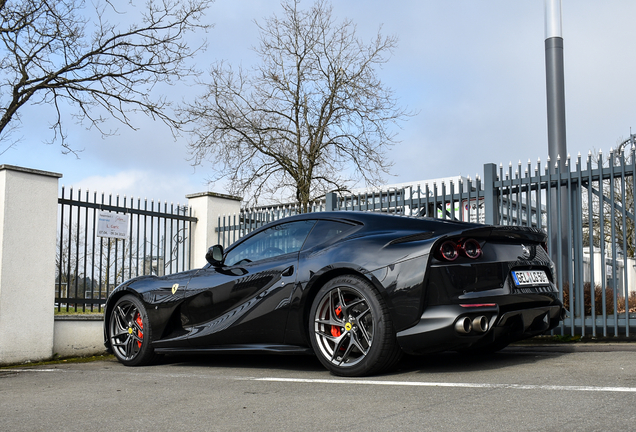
[65,170,204,206]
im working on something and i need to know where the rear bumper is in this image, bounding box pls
[396,303,564,355]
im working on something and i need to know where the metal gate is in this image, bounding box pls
[56,187,197,312]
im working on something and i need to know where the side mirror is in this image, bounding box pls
[205,244,224,267]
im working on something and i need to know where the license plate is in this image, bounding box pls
[512,270,549,286]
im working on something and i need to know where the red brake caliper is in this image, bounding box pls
[330,306,343,337]
[135,312,144,348]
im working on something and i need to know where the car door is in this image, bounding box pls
[183,220,315,346]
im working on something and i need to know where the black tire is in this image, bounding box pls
[309,275,402,377]
[108,294,157,366]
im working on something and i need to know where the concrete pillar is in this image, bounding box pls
[186,192,242,268]
[0,165,61,365]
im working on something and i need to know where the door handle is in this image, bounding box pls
[282,265,294,277]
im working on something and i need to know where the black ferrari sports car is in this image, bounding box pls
[104,211,564,376]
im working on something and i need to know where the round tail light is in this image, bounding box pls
[439,240,458,261]
[461,238,482,259]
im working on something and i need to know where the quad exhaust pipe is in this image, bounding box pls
[455,315,489,335]
[472,315,489,333]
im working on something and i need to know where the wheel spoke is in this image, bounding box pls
[111,334,130,348]
[331,333,349,362]
[350,331,369,356]
[113,305,129,330]
[337,337,356,365]
[315,317,340,326]
[346,298,365,311]
[356,306,370,321]
[336,288,346,311]
[357,320,372,347]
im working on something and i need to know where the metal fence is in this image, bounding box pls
[56,187,197,312]
[216,150,636,336]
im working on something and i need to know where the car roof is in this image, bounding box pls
[256,211,485,232]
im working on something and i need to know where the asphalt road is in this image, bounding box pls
[2,344,636,432]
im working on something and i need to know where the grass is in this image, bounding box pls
[0,354,114,369]
[54,306,104,315]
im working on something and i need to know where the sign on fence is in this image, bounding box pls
[97,211,130,239]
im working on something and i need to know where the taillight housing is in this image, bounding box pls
[461,238,482,259]
[437,238,482,261]
[439,240,459,261]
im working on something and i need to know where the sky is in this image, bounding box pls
[2,0,636,206]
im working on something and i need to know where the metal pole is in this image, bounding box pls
[545,0,569,290]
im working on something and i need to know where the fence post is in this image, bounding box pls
[326,192,338,211]
[0,165,61,365]
[186,192,242,268]
[483,163,499,225]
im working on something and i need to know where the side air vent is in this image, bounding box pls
[388,232,435,245]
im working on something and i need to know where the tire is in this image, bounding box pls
[309,275,402,377]
[108,294,157,366]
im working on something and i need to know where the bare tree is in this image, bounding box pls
[0,0,212,154]
[182,0,410,211]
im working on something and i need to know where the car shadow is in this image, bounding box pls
[391,346,568,376]
[158,352,326,373]
[154,345,567,376]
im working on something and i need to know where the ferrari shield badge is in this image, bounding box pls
[171,283,179,295]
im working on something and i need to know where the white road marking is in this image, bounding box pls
[253,377,636,393]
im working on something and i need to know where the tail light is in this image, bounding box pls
[461,238,482,259]
[437,238,482,261]
[439,240,459,261]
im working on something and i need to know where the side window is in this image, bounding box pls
[302,220,355,251]
[225,220,315,266]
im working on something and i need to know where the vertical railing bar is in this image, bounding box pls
[536,159,543,230]
[127,196,132,280]
[565,157,575,333]
[74,189,81,310]
[507,161,515,225]
[65,187,73,312]
[619,150,629,337]
[433,183,438,219]
[575,154,585,336]
[497,165,504,224]
[57,186,65,312]
[631,147,636,332]
[441,182,447,220]
[143,199,148,275]
[586,153,596,336]
[156,201,161,276]
[162,201,167,276]
[476,175,481,224]
[82,190,89,311]
[609,151,618,336]
[526,160,532,227]
[188,206,193,271]
[449,181,455,221]
[170,203,174,275]
[545,161,559,334]
[109,194,116,293]
[136,198,141,278]
[114,195,119,286]
[598,153,608,336]
[91,192,98,310]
